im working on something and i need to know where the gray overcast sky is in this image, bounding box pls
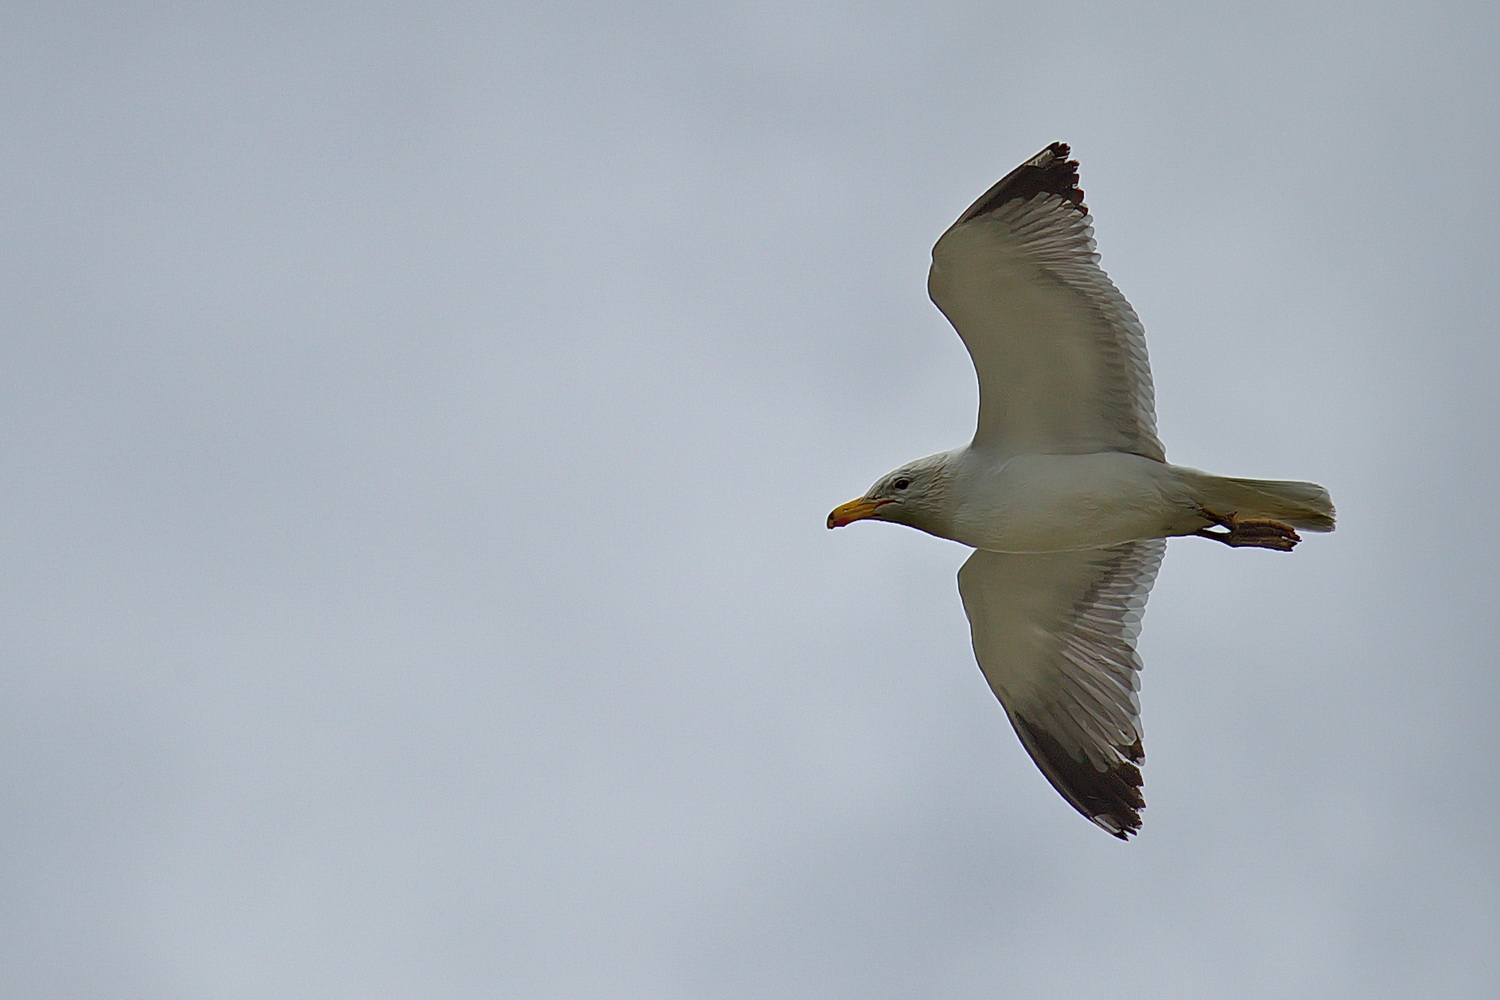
[3,2,1497,997]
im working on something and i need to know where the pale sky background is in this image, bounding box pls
[3,3,1498,998]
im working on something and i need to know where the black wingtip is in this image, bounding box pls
[955,142,1087,226]
[1012,714,1144,840]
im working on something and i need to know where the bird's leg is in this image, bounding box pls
[1194,507,1301,552]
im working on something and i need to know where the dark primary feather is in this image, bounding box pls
[1010,716,1144,841]
[952,141,1086,226]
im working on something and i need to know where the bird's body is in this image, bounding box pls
[882,449,1197,552]
[828,143,1333,839]
[862,448,1329,554]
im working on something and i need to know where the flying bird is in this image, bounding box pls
[827,143,1334,839]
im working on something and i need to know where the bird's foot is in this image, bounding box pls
[1194,507,1301,551]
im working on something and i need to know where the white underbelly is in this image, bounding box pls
[950,452,1193,553]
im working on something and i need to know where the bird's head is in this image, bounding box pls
[827,452,955,536]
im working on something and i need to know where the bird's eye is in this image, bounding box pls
[892,477,911,491]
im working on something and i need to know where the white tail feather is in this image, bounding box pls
[1190,474,1336,532]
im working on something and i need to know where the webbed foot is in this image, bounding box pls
[1194,507,1301,551]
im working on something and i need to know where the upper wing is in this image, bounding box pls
[928,143,1165,461]
[957,540,1166,839]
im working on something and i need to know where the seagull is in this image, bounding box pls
[827,143,1334,839]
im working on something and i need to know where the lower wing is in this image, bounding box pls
[957,540,1166,839]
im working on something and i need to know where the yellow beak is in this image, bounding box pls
[827,496,890,529]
